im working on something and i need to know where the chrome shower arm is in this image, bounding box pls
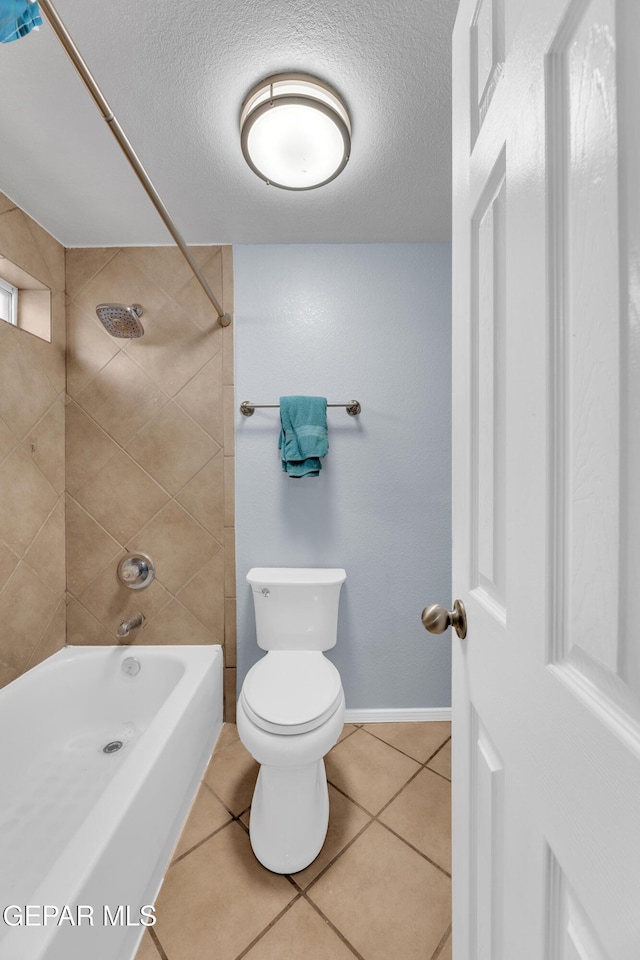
[38,0,232,328]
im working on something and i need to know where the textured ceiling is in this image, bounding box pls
[0,0,458,246]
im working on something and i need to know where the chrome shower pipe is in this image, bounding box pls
[38,0,232,328]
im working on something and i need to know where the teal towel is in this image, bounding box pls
[278,396,328,478]
[0,0,42,42]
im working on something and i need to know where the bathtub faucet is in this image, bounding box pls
[117,612,145,642]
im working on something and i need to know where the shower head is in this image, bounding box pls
[95,303,144,339]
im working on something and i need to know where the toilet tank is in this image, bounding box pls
[247,568,346,651]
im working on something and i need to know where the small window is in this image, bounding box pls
[0,257,51,342]
[0,276,18,327]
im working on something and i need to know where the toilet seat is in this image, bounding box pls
[241,651,343,735]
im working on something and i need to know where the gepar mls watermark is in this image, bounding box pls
[2,904,156,927]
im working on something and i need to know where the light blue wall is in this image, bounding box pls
[234,244,451,709]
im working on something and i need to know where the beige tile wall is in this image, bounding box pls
[64,245,236,718]
[0,193,66,687]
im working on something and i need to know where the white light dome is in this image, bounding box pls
[240,74,351,191]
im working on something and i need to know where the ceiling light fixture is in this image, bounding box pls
[240,73,351,191]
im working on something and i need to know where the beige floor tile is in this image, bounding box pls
[293,785,371,888]
[133,930,162,960]
[154,822,296,960]
[242,898,357,960]
[214,721,240,753]
[325,728,420,814]
[203,736,259,815]
[308,821,451,960]
[438,932,452,960]
[336,723,359,744]
[427,739,451,780]
[379,768,451,873]
[0,660,19,689]
[363,721,451,762]
[224,667,237,723]
[172,782,232,860]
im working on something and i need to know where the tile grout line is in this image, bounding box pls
[72,349,174,419]
[148,924,171,960]
[421,736,452,782]
[232,893,304,960]
[64,398,122,490]
[158,727,451,960]
[119,243,221,306]
[377,820,451,880]
[65,246,120,302]
[299,892,368,960]
[24,597,66,672]
[64,491,133,552]
[357,724,450,767]
[169,817,236,866]
[66,489,223,631]
[168,756,252,865]
[429,922,452,960]
[68,403,221,517]
[293,817,375,895]
[424,735,451,764]
[326,765,452,879]
[20,391,65,458]
[325,778,383,819]
[372,759,426,817]
[424,765,452,785]
[120,379,224,460]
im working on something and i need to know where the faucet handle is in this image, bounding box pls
[117,554,155,590]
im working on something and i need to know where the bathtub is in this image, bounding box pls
[0,644,223,960]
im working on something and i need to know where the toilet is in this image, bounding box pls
[237,567,346,874]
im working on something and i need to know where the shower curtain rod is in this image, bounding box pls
[38,0,232,328]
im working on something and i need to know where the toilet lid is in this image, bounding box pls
[241,651,343,735]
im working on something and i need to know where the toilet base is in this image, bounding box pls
[249,759,329,874]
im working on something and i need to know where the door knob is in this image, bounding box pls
[421,599,467,640]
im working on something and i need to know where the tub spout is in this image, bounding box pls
[117,612,145,642]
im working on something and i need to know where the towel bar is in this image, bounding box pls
[240,400,361,417]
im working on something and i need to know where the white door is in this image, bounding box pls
[449,1,640,957]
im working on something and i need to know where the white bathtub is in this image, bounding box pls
[0,644,223,960]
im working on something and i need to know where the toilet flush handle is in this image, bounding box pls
[261,588,270,598]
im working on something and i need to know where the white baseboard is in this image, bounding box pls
[344,707,452,723]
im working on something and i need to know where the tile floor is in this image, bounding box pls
[135,721,452,960]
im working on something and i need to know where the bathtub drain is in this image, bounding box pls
[103,741,123,754]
